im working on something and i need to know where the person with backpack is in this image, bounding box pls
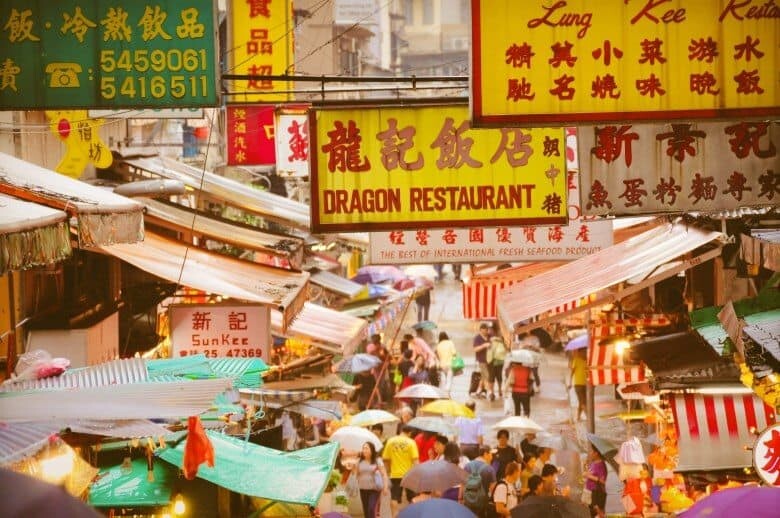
[463,445,496,517]
[488,461,521,517]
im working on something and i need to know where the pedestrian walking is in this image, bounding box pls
[472,323,492,398]
[487,334,507,401]
[382,425,419,516]
[353,441,389,518]
[504,359,534,417]
[570,348,588,421]
[415,287,431,322]
[493,429,520,480]
[455,401,484,460]
[583,444,608,517]
[435,331,456,394]
[490,460,521,517]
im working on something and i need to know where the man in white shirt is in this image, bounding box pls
[455,401,483,460]
[492,461,521,517]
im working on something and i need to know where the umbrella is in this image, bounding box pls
[350,409,399,427]
[492,416,545,434]
[399,497,476,518]
[393,277,417,291]
[0,468,101,517]
[679,486,780,518]
[508,348,541,366]
[403,264,438,280]
[401,460,469,492]
[512,495,590,518]
[352,265,406,284]
[407,416,456,436]
[420,399,475,418]
[335,353,381,374]
[564,334,589,351]
[395,384,449,400]
[585,433,618,459]
[329,425,383,452]
[412,320,438,331]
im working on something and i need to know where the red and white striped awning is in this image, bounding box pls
[587,316,668,385]
[669,392,776,471]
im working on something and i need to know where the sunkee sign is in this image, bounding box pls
[169,304,270,359]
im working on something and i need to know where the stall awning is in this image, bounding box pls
[497,221,725,337]
[0,152,144,246]
[89,458,175,508]
[120,155,310,230]
[310,269,365,298]
[0,422,59,464]
[669,391,775,471]
[272,302,368,355]
[99,231,309,330]
[0,194,72,275]
[157,432,338,506]
[142,198,305,269]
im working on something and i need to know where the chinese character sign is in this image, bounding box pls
[275,111,310,177]
[311,106,568,232]
[471,0,779,126]
[228,0,293,101]
[579,121,779,215]
[169,304,271,359]
[754,422,780,486]
[45,110,113,178]
[226,105,275,165]
[0,0,217,109]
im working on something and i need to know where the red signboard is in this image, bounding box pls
[226,105,275,165]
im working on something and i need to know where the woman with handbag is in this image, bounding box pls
[583,444,607,517]
[353,441,388,518]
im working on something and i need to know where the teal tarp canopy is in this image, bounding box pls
[89,458,175,507]
[156,431,338,506]
[147,355,268,388]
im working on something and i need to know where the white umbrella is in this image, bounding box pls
[407,416,456,436]
[329,425,383,452]
[350,409,399,427]
[492,416,545,434]
[508,348,540,367]
[395,384,448,400]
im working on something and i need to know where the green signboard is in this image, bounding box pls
[0,0,218,109]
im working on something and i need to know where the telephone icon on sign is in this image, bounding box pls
[45,63,82,88]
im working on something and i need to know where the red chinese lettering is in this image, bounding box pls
[247,28,272,55]
[690,72,720,95]
[591,125,639,167]
[247,64,273,89]
[587,180,612,210]
[505,42,535,68]
[548,226,564,243]
[469,229,485,243]
[591,74,621,99]
[543,136,560,157]
[550,74,575,100]
[415,230,429,245]
[638,38,667,64]
[191,311,211,331]
[636,73,666,97]
[568,171,576,190]
[619,178,648,207]
[376,118,423,171]
[722,171,752,201]
[576,225,590,242]
[592,40,623,66]
[389,231,405,245]
[522,227,537,243]
[757,170,778,200]
[287,120,308,162]
[656,124,706,163]
[490,128,533,167]
[496,228,511,243]
[431,118,482,169]
[321,120,371,173]
[442,229,457,245]
[724,122,776,159]
[734,35,764,61]
[247,0,271,18]
[688,173,717,204]
[549,41,577,68]
[734,70,764,94]
[688,37,718,62]
[761,428,780,485]
[229,311,247,330]
[542,193,563,214]
[507,78,536,101]
[653,177,682,205]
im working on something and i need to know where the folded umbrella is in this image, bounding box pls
[401,460,468,493]
[328,425,383,452]
[335,353,381,374]
[395,384,448,400]
[399,497,476,518]
[350,409,399,427]
[407,416,456,436]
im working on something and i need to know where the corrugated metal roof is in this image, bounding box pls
[240,388,313,406]
[63,419,173,439]
[744,314,780,362]
[0,422,58,465]
[208,358,267,389]
[272,302,368,356]
[1,358,148,392]
[310,270,365,298]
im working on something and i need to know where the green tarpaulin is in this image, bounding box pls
[147,355,268,388]
[89,458,175,507]
[156,431,337,506]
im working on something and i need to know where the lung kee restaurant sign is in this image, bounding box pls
[170,304,270,359]
[311,106,568,232]
[471,0,779,127]
[579,121,779,216]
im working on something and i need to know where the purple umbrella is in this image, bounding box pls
[678,486,780,518]
[564,333,589,351]
[352,265,406,284]
[399,498,476,518]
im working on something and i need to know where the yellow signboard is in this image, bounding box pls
[471,0,779,127]
[311,106,567,232]
[46,110,113,178]
[228,0,292,101]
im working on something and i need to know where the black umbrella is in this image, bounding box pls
[0,468,101,517]
[511,495,590,518]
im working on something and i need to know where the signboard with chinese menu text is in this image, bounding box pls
[578,121,779,216]
[170,304,271,359]
[471,0,779,127]
[275,109,310,177]
[226,106,275,166]
[0,1,218,109]
[311,106,568,232]
[228,0,293,102]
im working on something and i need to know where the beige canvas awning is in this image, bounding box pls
[272,302,368,355]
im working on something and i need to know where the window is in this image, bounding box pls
[422,0,433,25]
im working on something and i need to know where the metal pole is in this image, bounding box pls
[585,309,595,433]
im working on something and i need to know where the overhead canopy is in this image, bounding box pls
[0,152,144,246]
[0,422,59,465]
[272,302,368,355]
[146,355,268,389]
[119,155,310,230]
[99,231,309,330]
[157,432,338,506]
[89,458,175,508]
[310,269,365,298]
[497,221,725,337]
[142,198,305,269]
[0,194,72,275]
